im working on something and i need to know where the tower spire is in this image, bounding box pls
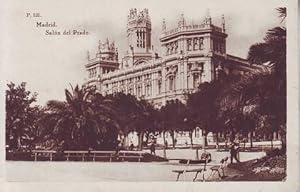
[221,14,226,32]
[205,9,212,25]
[162,18,166,32]
[178,13,186,27]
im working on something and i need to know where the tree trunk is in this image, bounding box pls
[162,131,166,147]
[250,131,253,148]
[280,133,286,153]
[215,131,219,149]
[145,132,150,145]
[138,131,144,151]
[162,130,167,158]
[225,132,228,149]
[230,129,235,142]
[17,136,22,149]
[202,135,206,152]
[270,138,273,150]
[189,131,193,148]
[171,131,176,149]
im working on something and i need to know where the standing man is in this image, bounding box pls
[150,143,156,155]
[230,142,240,164]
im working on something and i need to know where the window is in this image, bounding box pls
[89,68,97,78]
[193,38,198,50]
[138,85,142,97]
[193,73,200,88]
[187,39,192,51]
[128,86,133,95]
[199,37,204,50]
[157,79,162,94]
[145,82,152,96]
[169,76,175,91]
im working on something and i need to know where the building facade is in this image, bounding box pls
[84,8,257,108]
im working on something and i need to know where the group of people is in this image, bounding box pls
[124,140,241,164]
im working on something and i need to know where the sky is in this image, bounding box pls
[1,0,286,105]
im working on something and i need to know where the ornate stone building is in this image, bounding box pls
[85,8,256,108]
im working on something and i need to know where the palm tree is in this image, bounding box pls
[218,7,286,149]
[248,7,286,85]
[38,85,119,150]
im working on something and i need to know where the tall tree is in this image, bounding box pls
[160,99,187,148]
[38,85,119,150]
[186,81,221,146]
[218,7,286,149]
[6,82,40,150]
[111,93,157,150]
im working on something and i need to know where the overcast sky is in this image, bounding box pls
[2,0,286,105]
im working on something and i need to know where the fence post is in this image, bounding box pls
[196,148,199,160]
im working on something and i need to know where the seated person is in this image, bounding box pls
[200,151,212,163]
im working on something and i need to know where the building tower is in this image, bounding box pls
[122,8,153,68]
[160,10,228,99]
[85,38,119,91]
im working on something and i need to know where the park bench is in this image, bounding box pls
[64,151,89,161]
[118,151,144,162]
[207,157,229,180]
[32,150,56,161]
[172,158,210,181]
[90,151,115,162]
[172,152,212,182]
[90,151,143,162]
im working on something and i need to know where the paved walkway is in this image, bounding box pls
[5,149,263,182]
[5,162,248,182]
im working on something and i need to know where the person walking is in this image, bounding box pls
[129,142,134,151]
[150,143,156,155]
[230,142,240,164]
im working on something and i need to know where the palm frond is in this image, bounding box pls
[276,7,286,23]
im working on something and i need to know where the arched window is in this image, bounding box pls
[145,82,152,96]
[187,39,192,51]
[193,73,201,88]
[169,75,175,91]
[193,38,198,50]
[157,79,162,94]
[199,37,204,50]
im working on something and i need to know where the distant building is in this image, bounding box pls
[84,9,267,146]
[84,8,257,108]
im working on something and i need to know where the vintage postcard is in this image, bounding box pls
[0,0,299,191]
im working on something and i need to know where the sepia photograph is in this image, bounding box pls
[1,0,299,191]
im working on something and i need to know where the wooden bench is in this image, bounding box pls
[90,151,115,162]
[90,150,143,162]
[207,157,229,180]
[32,150,56,161]
[118,151,143,162]
[64,151,89,161]
[172,159,210,181]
